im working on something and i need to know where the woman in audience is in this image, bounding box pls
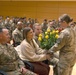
[15,27,51,75]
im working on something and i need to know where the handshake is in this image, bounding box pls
[46,50,54,60]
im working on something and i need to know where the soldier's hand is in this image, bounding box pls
[21,67,39,75]
[46,54,51,60]
[21,67,27,74]
[47,50,54,59]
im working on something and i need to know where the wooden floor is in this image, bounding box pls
[49,63,76,75]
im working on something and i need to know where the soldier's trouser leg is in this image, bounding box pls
[69,65,74,75]
[53,64,58,75]
[57,65,73,75]
[50,57,59,66]
[50,57,59,75]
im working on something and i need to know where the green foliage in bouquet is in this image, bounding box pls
[38,29,59,50]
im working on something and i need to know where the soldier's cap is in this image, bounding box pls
[59,14,73,23]
[17,21,23,25]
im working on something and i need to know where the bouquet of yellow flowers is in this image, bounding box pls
[38,29,59,50]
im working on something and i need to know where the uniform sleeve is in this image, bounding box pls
[18,59,25,68]
[25,70,37,75]
[0,48,3,55]
[49,32,67,52]
[8,44,25,68]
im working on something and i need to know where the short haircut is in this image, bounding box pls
[33,23,41,31]
[17,21,23,25]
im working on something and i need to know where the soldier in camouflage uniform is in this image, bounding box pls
[73,22,76,61]
[33,23,42,46]
[48,14,76,75]
[12,21,23,46]
[0,28,38,75]
[41,19,48,32]
[0,16,5,28]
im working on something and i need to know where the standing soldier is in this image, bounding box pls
[48,14,76,75]
[73,22,76,57]
[0,28,38,75]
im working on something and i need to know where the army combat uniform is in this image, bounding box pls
[49,26,76,75]
[12,28,23,46]
[0,43,37,75]
[73,25,76,54]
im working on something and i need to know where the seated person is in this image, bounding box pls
[15,27,51,75]
[0,28,38,75]
[33,23,59,65]
[12,21,23,47]
[33,23,42,46]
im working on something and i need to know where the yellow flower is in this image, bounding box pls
[38,37,42,41]
[50,32,52,35]
[45,32,48,35]
[55,30,59,33]
[39,33,42,37]
[52,30,55,34]
[55,34,59,38]
[39,29,59,50]
[47,29,50,33]
[45,35,49,39]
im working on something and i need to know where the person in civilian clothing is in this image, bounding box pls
[15,27,51,75]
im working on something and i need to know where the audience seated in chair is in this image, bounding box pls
[0,28,38,75]
[15,27,52,75]
[12,21,23,47]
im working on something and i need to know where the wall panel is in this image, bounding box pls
[0,1,76,22]
[0,0,76,1]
